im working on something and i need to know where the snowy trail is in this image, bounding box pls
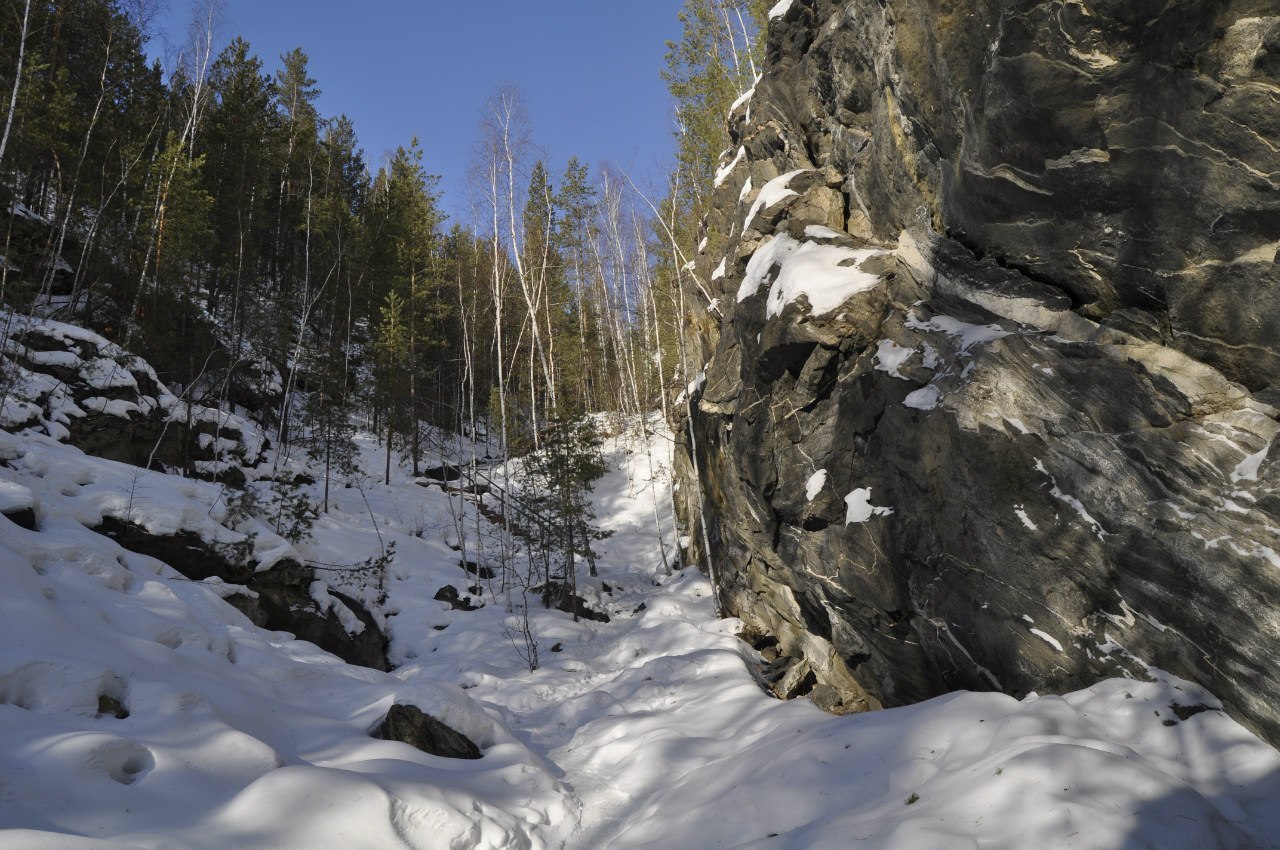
[4,414,1280,850]
[391,421,1280,850]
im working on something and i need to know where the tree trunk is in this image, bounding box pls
[410,267,420,475]
[385,420,393,486]
[0,0,32,177]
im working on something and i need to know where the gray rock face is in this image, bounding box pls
[1,317,264,481]
[682,0,1280,741]
[94,518,390,671]
[374,704,482,760]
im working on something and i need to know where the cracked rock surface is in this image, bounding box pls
[678,0,1280,742]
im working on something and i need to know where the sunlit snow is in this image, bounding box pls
[1,405,1278,850]
[805,469,827,502]
[737,233,887,318]
[744,169,806,231]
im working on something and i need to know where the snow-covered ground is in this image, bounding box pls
[2,414,1279,849]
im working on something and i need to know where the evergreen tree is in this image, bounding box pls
[554,158,598,415]
[662,0,767,244]
[373,287,409,484]
[201,36,274,346]
[519,412,612,617]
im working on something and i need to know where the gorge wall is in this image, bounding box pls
[678,0,1280,742]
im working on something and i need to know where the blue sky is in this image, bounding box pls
[151,1,685,222]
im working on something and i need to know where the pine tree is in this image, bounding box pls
[519,412,612,617]
[201,37,274,346]
[553,158,598,415]
[373,287,409,484]
[662,0,767,242]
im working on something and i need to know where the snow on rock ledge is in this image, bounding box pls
[0,313,264,479]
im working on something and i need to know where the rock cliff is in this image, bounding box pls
[679,0,1280,742]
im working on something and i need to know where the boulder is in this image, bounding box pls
[434,584,480,612]
[373,703,481,760]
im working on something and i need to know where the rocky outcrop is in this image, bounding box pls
[681,1,1280,741]
[0,314,265,481]
[95,518,389,671]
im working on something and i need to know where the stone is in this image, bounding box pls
[96,694,129,720]
[433,584,480,611]
[2,507,36,531]
[373,703,481,760]
[421,463,463,482]
[461,560,496,580]
[5,320,264,481]
[91,519,389,670]
[251,563,389,671]
[680,0,1280,745]
[534,581,610,623]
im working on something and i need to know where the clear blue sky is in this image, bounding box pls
[150,1,684,222]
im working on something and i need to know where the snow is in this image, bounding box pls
[676,371,707,405]
[1,312,264,470]
[1014,506,1038,531]
[8,200,46,222]
[712,256,727,280]
[845,487,894,524]
[0,434,568,850]
[903,385,941,410]
[81,357,138,391]
[1036,459,1108,540]
[804,224,848,240]
[805,469,827,502]
[1029,628,1065,652]
[874,339,914,379]
[1232,441,1271,483]
[905,313,1012,353]
[714,146,747,188]
[0,478,33,514]
[738,233,798,302]
[81,397,140,418]
[744,169,806,231]
[2,330,1279,849]
[737,233,888,318]
[769,0,794,19]
[309,581,366,635]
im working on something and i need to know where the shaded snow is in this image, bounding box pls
[1232,441,1271,483]
[905,312,1012,352]
[903,385,941,411]
[845,487,894,524]
[1029,628,1065,652]
[1036,459,1108,540]
[874,339,914,379]
[715,147,747,188]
